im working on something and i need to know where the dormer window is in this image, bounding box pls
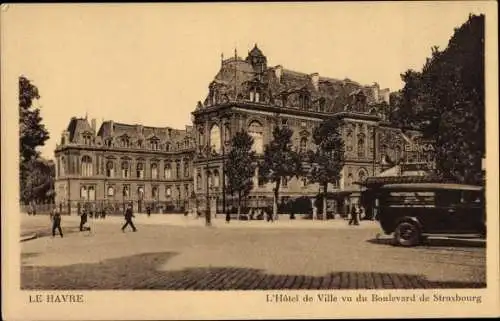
[83,134,92,145]
[121,136,130,147]
[138,139,143,148]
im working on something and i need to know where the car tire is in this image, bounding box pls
[394,221,421,247]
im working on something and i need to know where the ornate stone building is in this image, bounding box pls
[54,117,195,213]
[55,44,431,215]
[191,45,426,214]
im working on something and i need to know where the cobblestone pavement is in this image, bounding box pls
[21,215,486,290]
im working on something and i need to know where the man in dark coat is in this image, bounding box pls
[122,204,137,232]
[79,209,88,231]
[52,208,63,238]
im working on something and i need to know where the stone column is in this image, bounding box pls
[311,197,317,220]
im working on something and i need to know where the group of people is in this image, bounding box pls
[48,203,138,238]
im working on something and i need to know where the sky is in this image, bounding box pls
[1,2,490,160]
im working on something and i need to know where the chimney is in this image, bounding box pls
[275,65,283,83]
[91,118,96,133]
[310,73,319,91]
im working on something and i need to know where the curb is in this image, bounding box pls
[20,233,38,242]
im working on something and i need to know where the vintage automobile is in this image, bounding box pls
[362,182,485,246]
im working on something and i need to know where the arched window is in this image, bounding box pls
[123,185,130,198]
[207,171,213,188]
[106,161,114,178]
[210,124,221,154]
[164,163,172,179]
[165,186,172,197]
[213,170,220,188]
[165,143,171,151]
[137,186,144,199]
[107,186,115,198]
[357,134,366,158]
[81,156,93,177]
[136,163,144,179]
[248,121,264,154]
[299,137,307,153]
[121,161,130,178]
[122,136,130,147]
[152,186,158,199]
[151,163,158,179]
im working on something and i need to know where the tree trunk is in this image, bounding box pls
[323,183,328,220]
[237,191,241,220]
[273,180,280,220]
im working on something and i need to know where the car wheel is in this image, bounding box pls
[394,221,421,247]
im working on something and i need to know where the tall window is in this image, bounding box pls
[213,170,220,188]
[196,171,202,190]
[152,186,158,199]
[83,134,92,145]
[151,163,158,179]
[81,156,93,177]
[248,121,264,154]
[183,160,190,177]
[346,130,353,152]
[347,173,353,186]
[122,136,130,147]
[107,186,115,198]
[164,164,172,179]
[185,184,190,199]
[299,137,307,154]
[123,185,130,198]
[106,161,114,178]
[357,134,366,158]
[151,139,159,150]
[137,186,144,199]
[165,143,171,151]
[121,161,129,178]
[210,124,221,154]
[176,161,181,179]
[165,186,172,197]
[60,156,65,176]
[80,186,87,200]
[224,124,231,144]
[136,163,144,179]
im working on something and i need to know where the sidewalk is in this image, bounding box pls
[76,213,381,230]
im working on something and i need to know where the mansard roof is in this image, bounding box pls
[66,117,93,142]
[201,46,391,114]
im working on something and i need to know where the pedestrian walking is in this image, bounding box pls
[79,209,88,231]
[122,203,137,232]
[51,208,63,238]
[266,209,274,223]
[146,206,151,217]
[225,210,231,223]
[348,204,360,226]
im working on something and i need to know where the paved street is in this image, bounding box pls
[21,214,486,290]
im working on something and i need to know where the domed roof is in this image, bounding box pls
[248,44,264,57]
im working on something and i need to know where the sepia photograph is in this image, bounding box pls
[2,2,499,320]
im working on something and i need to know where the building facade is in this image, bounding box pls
[55,45,432,215]
[191,45,428,215]
[54,118,195,214]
